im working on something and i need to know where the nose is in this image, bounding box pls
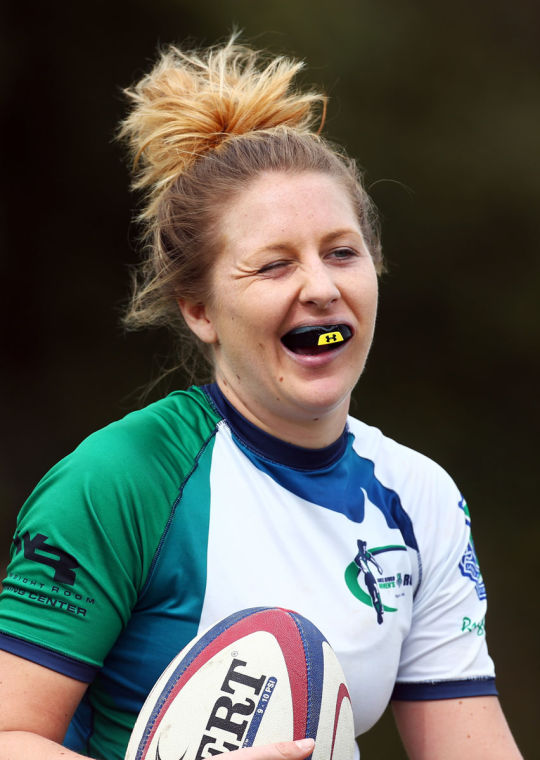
[298,257,340,309]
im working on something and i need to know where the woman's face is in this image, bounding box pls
[181,171,379,446]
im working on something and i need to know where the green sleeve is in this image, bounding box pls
[0,389,219,674]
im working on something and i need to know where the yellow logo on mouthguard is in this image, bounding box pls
[318,331,344,346]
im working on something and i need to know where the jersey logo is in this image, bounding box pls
[457,496,486,601]
[344,540,410,624]
[13,531,79,586]
[459,541,486,601]
[458,495,471,526]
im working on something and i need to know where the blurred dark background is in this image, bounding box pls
[1,1,538,756]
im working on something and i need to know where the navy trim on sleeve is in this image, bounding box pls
[0,632,98,683]
[392,676,498,701]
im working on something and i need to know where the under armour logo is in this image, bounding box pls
[318,331,344,346]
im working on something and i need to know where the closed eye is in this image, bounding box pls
[257,260,291,275]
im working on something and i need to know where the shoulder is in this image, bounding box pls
[346,415,460,502]
[346,415,468,562]
[52,386,220,481]
[19,387,221,531]
[77,386,219,462]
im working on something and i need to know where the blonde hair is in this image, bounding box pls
[118,36,382,379]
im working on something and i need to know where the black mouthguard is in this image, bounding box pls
[282,324,352,350]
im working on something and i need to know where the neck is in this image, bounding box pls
[214,378,350,449]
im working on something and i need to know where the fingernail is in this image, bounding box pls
[295,738,315,751]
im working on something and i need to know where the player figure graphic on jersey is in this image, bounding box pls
[354,540,384,624]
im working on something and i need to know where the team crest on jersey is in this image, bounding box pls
[456,496,486,601]
[344,540,411,625]
[459,542,486,601]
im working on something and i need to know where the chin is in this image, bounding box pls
[288,383,353,420]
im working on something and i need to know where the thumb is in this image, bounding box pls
[229,739,316,760]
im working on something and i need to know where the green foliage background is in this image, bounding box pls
[2,1,538,756]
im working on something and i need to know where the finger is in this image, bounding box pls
[231,738,316,760]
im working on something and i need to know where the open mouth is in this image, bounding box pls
[281,324,353,355]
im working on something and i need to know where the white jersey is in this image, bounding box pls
[198,385,494,737]
[0,383,495,759]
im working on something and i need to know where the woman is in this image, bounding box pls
[0,38,522,759]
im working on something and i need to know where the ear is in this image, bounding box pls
[177,298,218,344]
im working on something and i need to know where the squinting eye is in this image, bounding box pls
[258,260,290,274]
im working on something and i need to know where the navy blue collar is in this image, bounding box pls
[203,383,348,471]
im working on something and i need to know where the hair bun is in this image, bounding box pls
[118,36,327,215]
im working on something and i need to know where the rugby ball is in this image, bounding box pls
[125,607,355,760]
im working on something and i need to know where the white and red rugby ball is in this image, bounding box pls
[125,607,355,760]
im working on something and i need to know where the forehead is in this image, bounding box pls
[217,171,361,252]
